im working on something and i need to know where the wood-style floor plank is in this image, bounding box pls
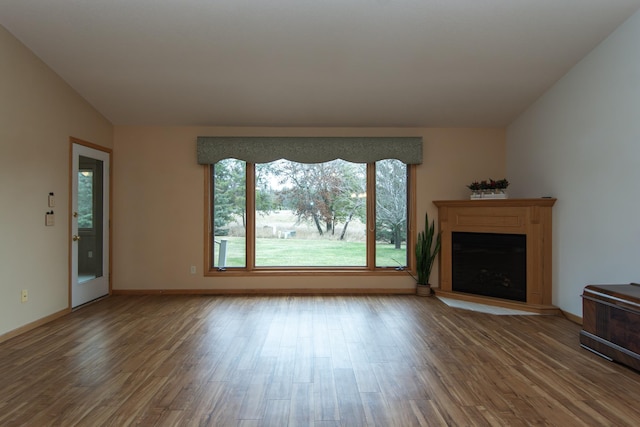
[1,294,640,426]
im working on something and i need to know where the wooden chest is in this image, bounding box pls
[581,283,640,371]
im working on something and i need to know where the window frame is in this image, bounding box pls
[204,162,417,276]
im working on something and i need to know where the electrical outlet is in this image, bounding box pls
[21,289,28,303]
[190,265,196,274]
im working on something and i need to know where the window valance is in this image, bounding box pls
[196,136,423,165]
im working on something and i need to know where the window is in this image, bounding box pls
[207,158,415,274]
[375,159,408,268]
[212,159,247,268]
[77,169,94,229]
[253,159,367,267]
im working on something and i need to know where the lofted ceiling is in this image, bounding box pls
[1,0,639,127]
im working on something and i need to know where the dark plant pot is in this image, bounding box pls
[416,284,432,297]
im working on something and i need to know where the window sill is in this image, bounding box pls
[204,268,414,277]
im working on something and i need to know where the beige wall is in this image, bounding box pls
[113,126,505,292]
[0,26,113,337]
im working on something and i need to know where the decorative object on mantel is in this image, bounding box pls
[415,212,441,297]
[467,178,509,199]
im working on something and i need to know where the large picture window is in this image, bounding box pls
[208,159,415,273]
[199,136,421,275]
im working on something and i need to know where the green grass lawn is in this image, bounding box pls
[214,237,407,268]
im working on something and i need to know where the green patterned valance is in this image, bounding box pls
[196,136,423,164]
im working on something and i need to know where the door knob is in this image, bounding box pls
[72,235,81,241]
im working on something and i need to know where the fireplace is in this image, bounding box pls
[433,198,558,314]
[452,232,526,302]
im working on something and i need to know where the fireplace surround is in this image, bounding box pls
[433,198,558,314]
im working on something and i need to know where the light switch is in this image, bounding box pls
[45,211,55,226]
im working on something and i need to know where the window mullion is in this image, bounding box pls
[246,163,256,270]
[407,164,417,274]
[366,163,376,270]
[205,165,214,272]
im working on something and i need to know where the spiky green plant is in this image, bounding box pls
[415,212,441,285]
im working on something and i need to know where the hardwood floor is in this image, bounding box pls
[1,295,640,426]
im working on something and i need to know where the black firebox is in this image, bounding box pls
[451,232,526,302]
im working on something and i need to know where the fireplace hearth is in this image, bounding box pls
[452,232,526,302]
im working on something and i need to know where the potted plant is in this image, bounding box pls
[415,211,441,296]
[468,178,509,199]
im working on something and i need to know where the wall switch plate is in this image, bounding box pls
[190,266,196,274]
[21,289,28,303]
[48,194,55,207]
[45,212,55,226]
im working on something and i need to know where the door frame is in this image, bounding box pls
[69,137,113,308]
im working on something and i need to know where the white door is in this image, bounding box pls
[71,143,110,308]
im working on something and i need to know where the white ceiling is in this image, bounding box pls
[1,0,639,127]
